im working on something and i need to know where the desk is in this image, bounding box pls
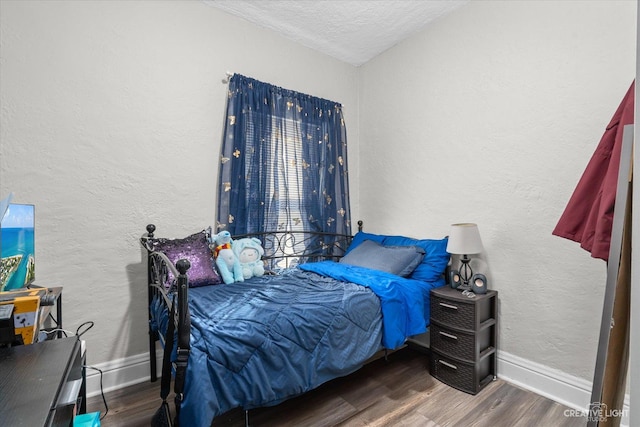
[0,336,86,426]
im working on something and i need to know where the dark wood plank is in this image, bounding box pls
[87,348,586,426]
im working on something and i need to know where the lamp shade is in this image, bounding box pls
[446,223,484,255]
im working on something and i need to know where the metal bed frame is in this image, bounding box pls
[139,221,362,423]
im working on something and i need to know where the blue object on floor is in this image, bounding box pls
[74,412,101,427]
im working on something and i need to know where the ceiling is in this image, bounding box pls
[203,0,468,66]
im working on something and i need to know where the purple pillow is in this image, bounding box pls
[149,230,221,287]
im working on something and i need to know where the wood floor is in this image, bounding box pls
[86,347,586,427]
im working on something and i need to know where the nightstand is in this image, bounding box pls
[429,285,497,394]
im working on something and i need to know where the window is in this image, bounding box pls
[216,74,352,247]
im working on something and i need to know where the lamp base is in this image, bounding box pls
[458,255,473,284]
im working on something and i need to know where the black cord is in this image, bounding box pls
[75,321,94,338]
[83,365,109,420]
[76,322,106,419]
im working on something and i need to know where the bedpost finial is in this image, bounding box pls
[358,220,363,232]
[146,224,156,237]
[176,259,191,274]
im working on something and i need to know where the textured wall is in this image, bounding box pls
[0,0,359,365]
[358,0,635,381]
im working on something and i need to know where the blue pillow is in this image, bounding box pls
[382,235,450,282]
[345,231,386,254]
[345,231,450,282]
[340,239,425,277]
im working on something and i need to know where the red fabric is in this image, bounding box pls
[552,81,634,261]
[213,242,231,258]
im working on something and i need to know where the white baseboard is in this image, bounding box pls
[498,350,630,427]
[85,351,162,398]
[85,348,630,426]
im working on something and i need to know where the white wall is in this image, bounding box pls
[359,0,636,384]
[0,0,359,366]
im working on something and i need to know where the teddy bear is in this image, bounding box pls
[232,237,265,279]
[210,230,244,284]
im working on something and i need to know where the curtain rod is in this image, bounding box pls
[222,71,234,84]
[219,72,346,110]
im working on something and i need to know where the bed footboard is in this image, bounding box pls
[173,258,191,417]
[141,224,191,384]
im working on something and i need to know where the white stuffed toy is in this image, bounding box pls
[211,231,244,284]
[232,237,265,279]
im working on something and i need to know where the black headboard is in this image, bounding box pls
[233,220,362,270]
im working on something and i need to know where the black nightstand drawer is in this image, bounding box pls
[430,321,493,361]
[430,287,495,331]
[430,294,476,330]
[430,349,494,395]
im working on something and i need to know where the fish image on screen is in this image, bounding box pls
[0,204,35,291]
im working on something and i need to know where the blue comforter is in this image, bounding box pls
[165,262,443,426]
[300,261,443,348]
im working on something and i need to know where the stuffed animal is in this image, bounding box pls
[210,231,244,284]
[232,237,265,279]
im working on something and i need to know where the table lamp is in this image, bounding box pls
[446,223,485,292]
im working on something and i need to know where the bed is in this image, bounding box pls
[141,222,450,426]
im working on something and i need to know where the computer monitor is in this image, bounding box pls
[0,203,35,291]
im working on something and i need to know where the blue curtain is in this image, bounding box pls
[216,74,352,241]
